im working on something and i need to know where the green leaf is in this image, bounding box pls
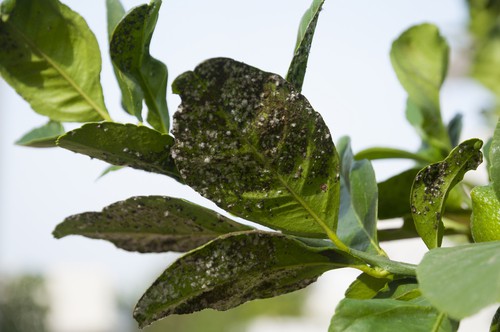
[470,185,500,242]
[330,298,458,332]
[286,0,324,92]
[411,139,483,249]
[0,0,110,122]
[373,278,420,301]
[491,306,500,332]
[133,231,362,328]
[491,119,500,200]
[417,241,500,319]
[15,120,64,148]
[97,165,124,179]
[447,113,463,148]
[106,0,143,121]
[336,137,383,255]
[378,168,420,220]
[57,122,182,181]
[345,273,392,300]
[172,58,340,238]
[53,196,251,253]
[110,0,169,132]
[472,34,500,97]
[391,24,450,150]
[355,147,433,163]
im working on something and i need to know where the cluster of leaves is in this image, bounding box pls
[1,0,499,330]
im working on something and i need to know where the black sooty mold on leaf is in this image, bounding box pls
[53,196,251,253]
[410,138,483,249]
[171,58,340,238]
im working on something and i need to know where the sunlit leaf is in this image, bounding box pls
[391,24,450,150]
[355,147,432,163]
[378,168,419,220]
[53,196,251,253]
[0,0,109,122]
[286,0,324,91]
[336,137,383,255]
[97,165,123,179]
[470,185,500,242]
[344,273,392,300]
[57,122,182,181]
[417,241,500,319]
[411,139,483,249]
[330,297,458,332]
[172,58,340,238]
[472,35,500,97]
[106,0,143,120]
[491,119,500,200]
[15,120,64,148]
[110,0,169,132]
[134,231,362,328]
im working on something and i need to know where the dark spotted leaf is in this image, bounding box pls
[133,231,363,328]
[417,241,500,319]
[330,297,458,332]
[411,139,483,249]
[15,120,64,148]
[110,0,169,132]
[355,147,433,163]
[172,58,340,238]
[57,122,182,181]
[286,0,324,91]
[378,168,420,220]
[0,0,109,122]
[491,119,500,200]
[391,24,451,151]
[53,196,251,253]
[106,0,143,120]
[336,137,383,255]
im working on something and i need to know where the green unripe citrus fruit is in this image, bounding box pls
[470,185,500,242]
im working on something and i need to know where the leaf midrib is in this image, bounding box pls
[7,21,110,121]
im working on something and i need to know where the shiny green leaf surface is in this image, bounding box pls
[355,147,433,163]
[344,273,392,300]
[106,0,143,120]
[53,196,251,253]
[391,24,450,150]
[110,0,169,132]
[411,139,483,249]
[286,0,324,91]
[470,185,500,242]
[57,122,181,181]
[0,0,109,122]
[417,241,500,319]
[134,231,362,328]
[15,121,64,148]
[172,58,340,238]
[330,297,458,332]
[336,138,383,254]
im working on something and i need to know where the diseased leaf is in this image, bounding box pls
[134,231,363,328]
[106,0,143,120]
[491,119,500,200]
[172,58,340,238]
[110,0,169,132]
[336,137,383,255]
[411,139,483,249]
[355,147,433,163]
[57,122,182,181]
[53,196,251,253]
[417,241,500,319]
[15,120,64,148]
[378,168,420,220]
[391,24,451,150]
[286,0,324,91]
[330,298,458,332]
[0,0,109,122]
[345,273,392,300]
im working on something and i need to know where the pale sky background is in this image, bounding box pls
[0,0,496,331]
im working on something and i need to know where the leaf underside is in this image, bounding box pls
[53,196,251,253]
[172,57,340,238]
[134,231,362,328]
[15,120,65,148]
[0,0,109,122]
